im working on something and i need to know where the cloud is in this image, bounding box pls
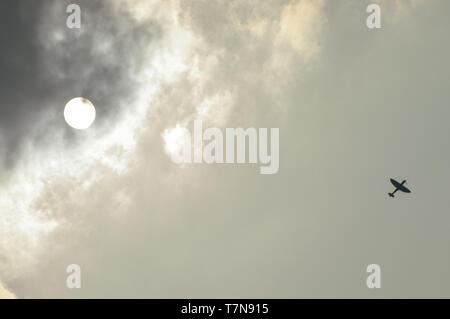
[0,0,327,296]
[277,0,325,58]
[0,0,163,171]
[2,0,447,298]
[0,0,179,282]
[0,281,16,299]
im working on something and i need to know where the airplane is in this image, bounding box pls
[388,178,411,197]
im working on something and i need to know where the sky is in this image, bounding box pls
[1,0,450,298]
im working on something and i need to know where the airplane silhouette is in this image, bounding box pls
[388,178,411,198]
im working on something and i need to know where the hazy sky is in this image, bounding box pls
[1,0,450,298]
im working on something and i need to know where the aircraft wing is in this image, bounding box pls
[398,184,411,193]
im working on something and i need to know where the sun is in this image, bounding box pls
[64,97,96,130]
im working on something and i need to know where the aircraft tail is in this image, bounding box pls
[388,193,394,198]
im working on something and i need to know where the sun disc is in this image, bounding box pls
[64,97,96,130]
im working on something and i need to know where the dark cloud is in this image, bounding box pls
[0,0,162,169]
[0,0,48,167]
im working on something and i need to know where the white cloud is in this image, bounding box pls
[0,281,16,299]
[276,0,325,59]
